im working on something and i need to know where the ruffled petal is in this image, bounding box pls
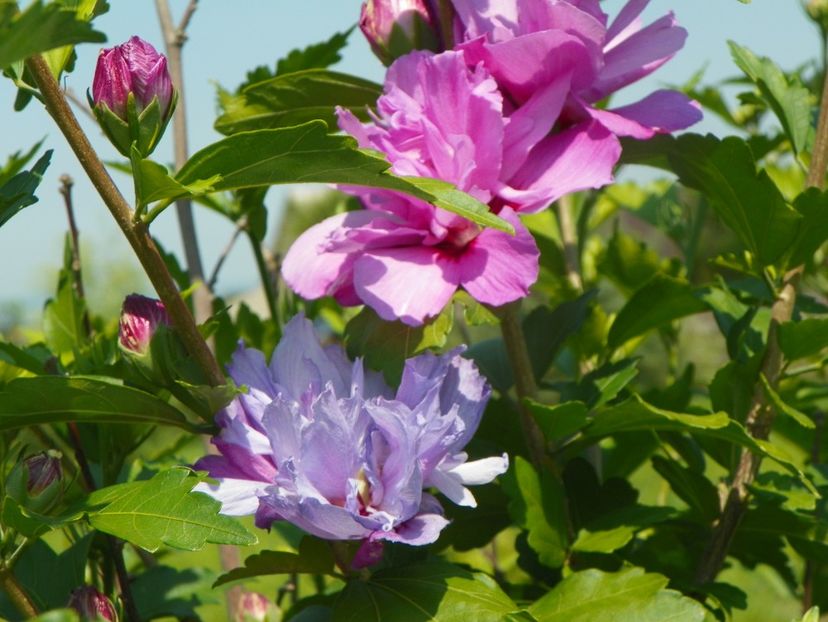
[458,208,540,305]
[353,246,461,326]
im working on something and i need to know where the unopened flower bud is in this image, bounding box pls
[67,586,118,621]
[360,0,441,65]
[91,36,176,157]
[237,592,276,622]
[119,294,169,355]
[24,451,62,495]
[7,450,63,513]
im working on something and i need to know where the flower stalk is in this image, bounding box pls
[0,569,37,618]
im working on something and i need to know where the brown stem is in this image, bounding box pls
[59,174,92,337]
[695,59,828,586]
[497,301,548,469]
[154,0,213,340]
[0,568,37,618]
[25,54,224,387]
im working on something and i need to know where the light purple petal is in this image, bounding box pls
[259,490,370,540]
[270,314,350,399]
[605,0,649,46]
[353,246,461,326]
[193,479,266,516]
[459,208,540,305]
[376,511,449,545]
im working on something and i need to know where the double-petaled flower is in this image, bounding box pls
[195,315,507,549]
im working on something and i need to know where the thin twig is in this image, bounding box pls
[249,231,279,322]
[208,216,247,291]
[59,175,92,337]
[695,64,828,587]
[64,88,96,122]
[25,55,224,387]
[154,0,213,341]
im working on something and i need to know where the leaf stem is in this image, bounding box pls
[0,568,37,618]
[59,174,92,337]
[695,57,828,587]
[25,54,224,387]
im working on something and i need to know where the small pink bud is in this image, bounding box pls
[119,294,169,355]
[360,0,441,65]
[237,592,273,622]
[93,36,173,119]
[67,586,118,622]
[24,451,62,495]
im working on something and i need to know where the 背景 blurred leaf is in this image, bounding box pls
[84,468,256,552]
[214,537,335,586]
[608,274,708,350]
[778,317,828,361]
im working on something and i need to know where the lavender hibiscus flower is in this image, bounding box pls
[195,315,506,547]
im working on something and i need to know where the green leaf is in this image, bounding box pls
[1,535,93,613]
[84,468,256,551]
[345,305,453,385]
[332,561,517,622]
[528,567,706,622]
[574,395,817,494]
[728,41,812,154]
[647,135,801,267]
[779,318,828,361]
[503,457,568,569]
[0,376,201,432]
[575,358,640,408]
[43,240,87,356]
[608,274,708,350]
[572,505,676,554]
[0,1,105,69]
[130,148,220,209]
[175,122,513,233]
[0,140,44,186]
[276,28,352,76]
[759,373,815,429]
[214,537,335,586]
[651,455,720,522]
[0,149,50,228]
[132,566,218,621]
[789,188,828,265]
[528,400,589,444]
[216,69,381,135]
[796,607,820,622]
[29,611,80,622]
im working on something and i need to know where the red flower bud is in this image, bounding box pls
[67,586,118,622]
[24,451,62,496]
[360,0,441,65]
[119,294,169,355]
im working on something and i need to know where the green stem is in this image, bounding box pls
[25,54,224,388]
[248,230,280,322]
[0,568,37,618]
[497,301,548,469]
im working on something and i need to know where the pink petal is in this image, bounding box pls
[502,71,571,179]
[459,207,539,305]
[501,120,621,213]
[460,30,596,102]
[607,89,703,134]
[589,13,687,100]
[353,246,461,326]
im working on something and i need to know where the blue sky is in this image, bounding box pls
[0,1,818,316]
